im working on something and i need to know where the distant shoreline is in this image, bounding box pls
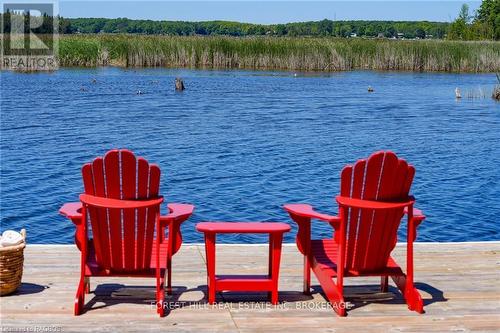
[4,34,500,73]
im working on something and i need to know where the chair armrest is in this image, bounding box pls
[160,203,195,225]
[59,202,83,221]
[79,194,164,209]
[404,206,426,224]
[284,204,340,224]
[160,203,194,255]
[59,202,85,250]
[336,195,414,210]
[60,202,84,229]
[284,203,339,256]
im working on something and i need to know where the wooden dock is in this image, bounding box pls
[1,242,499,332]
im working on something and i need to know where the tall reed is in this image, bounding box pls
[56,35,500,72]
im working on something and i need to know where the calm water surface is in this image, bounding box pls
[1,68,499,243]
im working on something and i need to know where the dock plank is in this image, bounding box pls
[1,242,499,332]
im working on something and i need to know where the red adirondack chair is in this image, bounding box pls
[284,151,426,316]
[59,149,194,316]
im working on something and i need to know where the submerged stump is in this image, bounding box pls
[175,78,185,91]
[493,86,500,101]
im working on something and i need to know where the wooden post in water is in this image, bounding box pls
[493,74,500,101]
[175,78,185,91]
[493,86,500,101]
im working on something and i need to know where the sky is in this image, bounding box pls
[8,1,484,23]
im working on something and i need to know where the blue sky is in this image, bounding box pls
[58,1,481,23]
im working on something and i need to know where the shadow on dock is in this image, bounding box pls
[2,283,48,296]
[311,281,447,312]
[84,284,208,316]
[83,283,315,314]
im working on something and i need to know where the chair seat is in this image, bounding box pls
[84,239,169,277]
[311,239,404,277]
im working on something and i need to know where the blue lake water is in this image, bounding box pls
[1,68,499,244]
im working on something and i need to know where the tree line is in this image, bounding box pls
[448,0,499,40]
[64,18,453,39]
[1,0,498,40]
[0,14,453,39]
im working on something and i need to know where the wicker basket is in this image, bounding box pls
[0,229,26,296]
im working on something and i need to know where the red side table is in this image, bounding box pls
[196,222,291,305]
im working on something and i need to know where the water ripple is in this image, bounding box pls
[1,68,499,243]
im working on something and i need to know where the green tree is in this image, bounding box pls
[339,24,352,37]
[357,25,366,36]
[459,4,472,23]
[385,26,396,38]
[364,25,376,37]
[448,3,472,40]
[434,26,446,39]
[448,18,468,39]
[476,0,500,39]
[415,28,426,39]
[275,24,287,36]
[318,19,333,35]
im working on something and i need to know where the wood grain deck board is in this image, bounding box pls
[1,242,499,332]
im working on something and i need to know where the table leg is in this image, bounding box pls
[270,233,283,305]
[268,233,274,278]
[267,233,274,300]
[205,233,216,304]
[303,255,311,295]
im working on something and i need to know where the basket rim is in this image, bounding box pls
[0,229,26,253]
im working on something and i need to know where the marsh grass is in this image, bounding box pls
[463,87,489,99]
[13,34,500,72]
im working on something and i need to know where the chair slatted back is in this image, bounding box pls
[339,151,414,272]
[81,149,161,272]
